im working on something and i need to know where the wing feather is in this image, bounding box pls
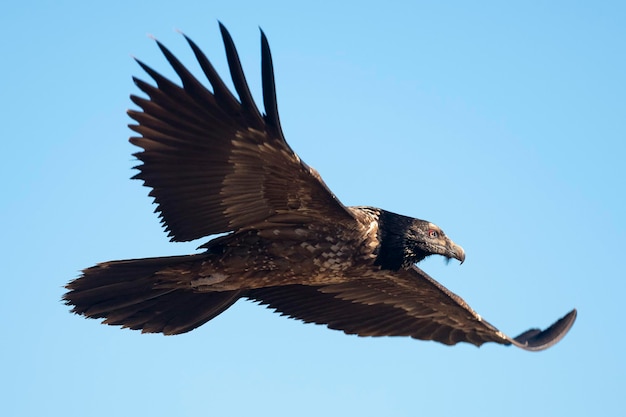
[217,22,265,129]
[129,25,353,242]
[260,29,284,142]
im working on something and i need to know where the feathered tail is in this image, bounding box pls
[63,254,242,335]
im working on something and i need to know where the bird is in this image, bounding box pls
[64,22,576,351]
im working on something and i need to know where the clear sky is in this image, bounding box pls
[2,1,624,416]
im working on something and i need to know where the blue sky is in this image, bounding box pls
[2,1,624,416]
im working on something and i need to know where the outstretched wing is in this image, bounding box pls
[247,265,576,351]
[128,23,353,242]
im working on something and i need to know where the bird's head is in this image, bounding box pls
[404,221,465,265]
[374,209,465,271]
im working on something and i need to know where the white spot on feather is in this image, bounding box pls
[190,273,228,288]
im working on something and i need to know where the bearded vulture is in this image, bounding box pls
[64,23,576,351]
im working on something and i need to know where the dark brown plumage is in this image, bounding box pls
[64,23,576,350]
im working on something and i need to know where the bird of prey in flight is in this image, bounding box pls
[64,23,576,351]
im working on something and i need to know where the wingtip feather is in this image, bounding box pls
[511,308,577,351]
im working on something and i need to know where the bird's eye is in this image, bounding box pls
[428,229,439,238]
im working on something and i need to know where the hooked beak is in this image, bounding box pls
[447,241,466,264]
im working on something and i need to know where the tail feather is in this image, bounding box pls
[64,254,242,335]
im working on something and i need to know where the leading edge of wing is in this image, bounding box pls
[405,266,577,351]
[407,265,577,351]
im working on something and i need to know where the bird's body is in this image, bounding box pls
[153,206,382,292]
[64,23,576,350]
